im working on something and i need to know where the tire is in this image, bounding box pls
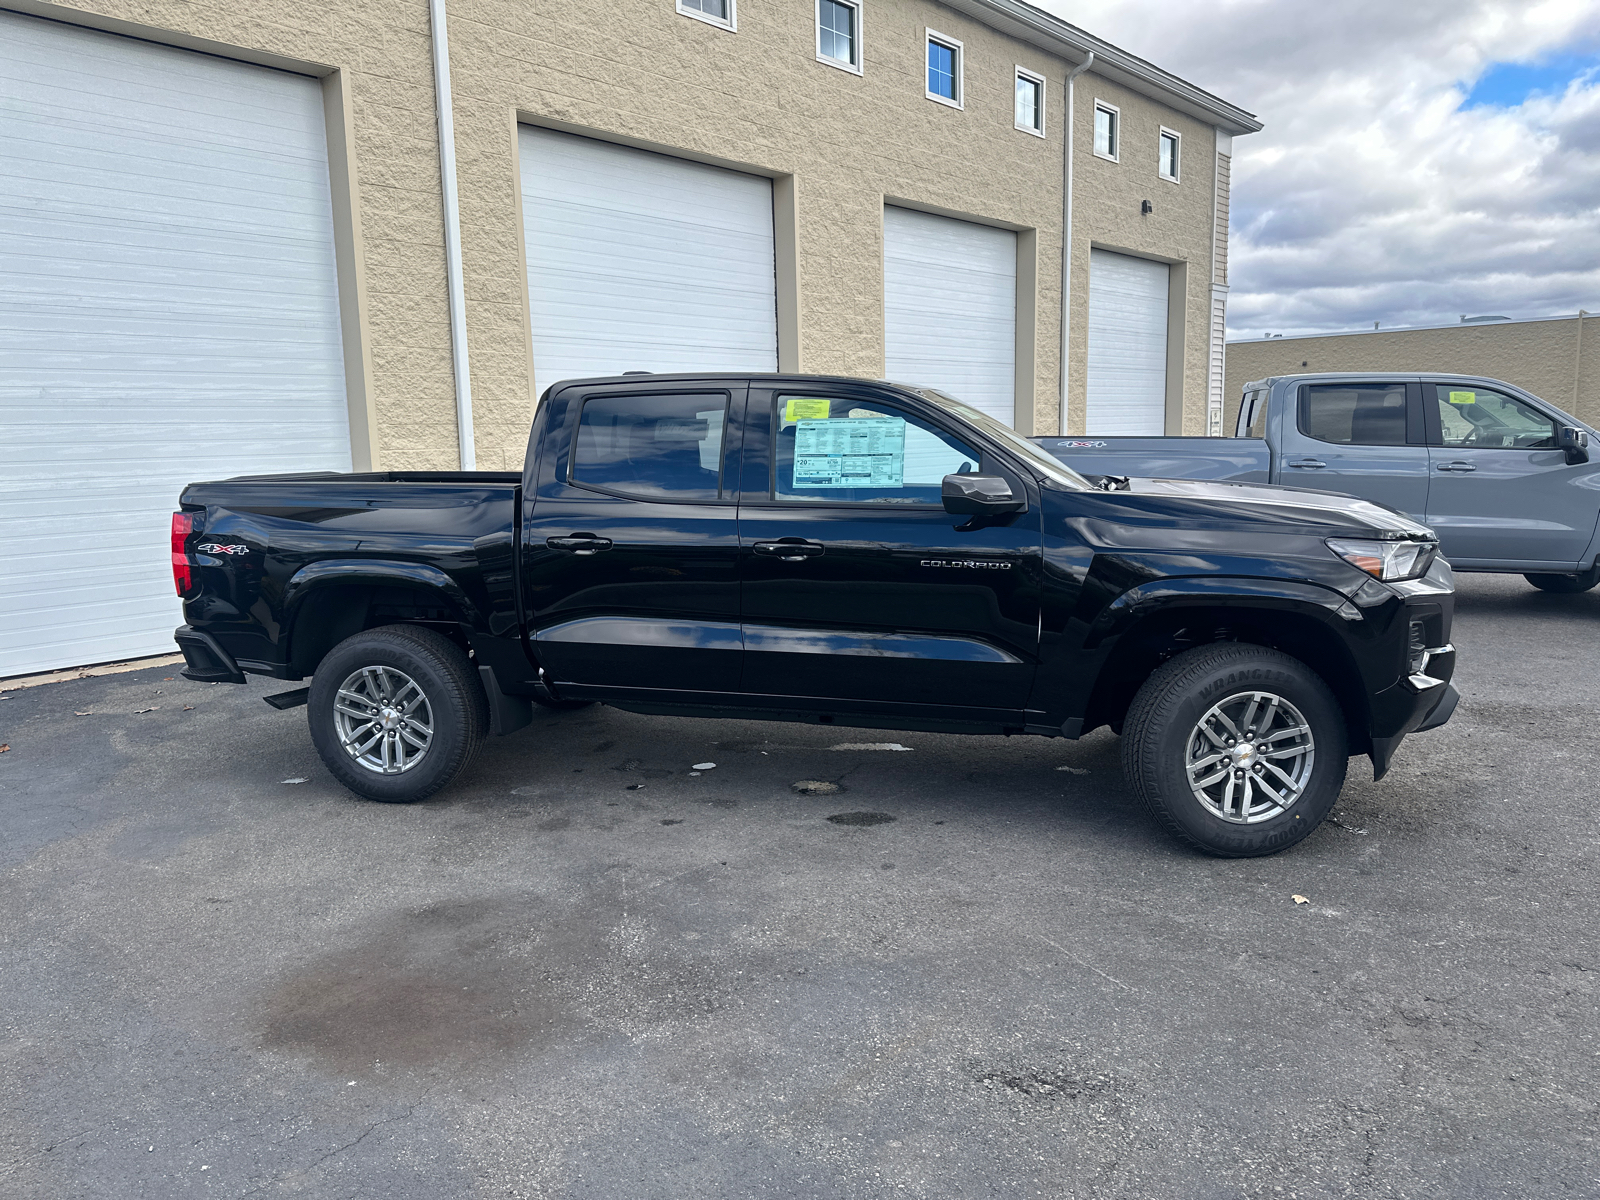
[1121,643,1348,858]
[1524,569,1600,594]
[308,625,488,803]
[531,694,595,711]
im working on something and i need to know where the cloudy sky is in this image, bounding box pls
[1039,0,1600,338]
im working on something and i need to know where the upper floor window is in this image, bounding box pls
[817,0,861,73]
[926,31,962,108]
[677,0,735,32]
[1159,128,1181,181]
[1093,102,1118,160]
[1014,68,1044,135]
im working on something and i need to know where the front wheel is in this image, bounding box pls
[1122,643,1348,857]
[1525,568,1600,594]
[308,625,488,803]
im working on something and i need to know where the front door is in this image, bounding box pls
[736,386,1041,713]
[520,384,744,694]
[1276,380,1431,521]
[1424,382,1597,567]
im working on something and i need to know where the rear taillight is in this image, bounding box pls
[171,512,195,597]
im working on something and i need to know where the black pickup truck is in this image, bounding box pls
[172,374,1458,857]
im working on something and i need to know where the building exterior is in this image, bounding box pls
[1225,314,1598,433]
[1,0,1258,677]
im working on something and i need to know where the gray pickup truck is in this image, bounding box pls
[1035,373,1600,592]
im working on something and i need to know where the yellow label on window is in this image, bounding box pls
[785,397,831,421]
[1448,390,1476,404]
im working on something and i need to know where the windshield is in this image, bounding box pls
[905,387,1093,491]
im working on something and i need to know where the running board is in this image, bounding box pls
[263,688,310,710]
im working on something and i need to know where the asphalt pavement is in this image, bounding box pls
[2,572,1597,1199]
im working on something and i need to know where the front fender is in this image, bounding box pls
[1084,574,1357,650]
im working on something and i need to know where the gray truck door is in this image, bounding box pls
[1423,382,1594,568]
[1276,381,1430,521]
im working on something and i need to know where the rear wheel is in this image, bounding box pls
[308,625,487,803]
[1122,643,1347,857]
[1524,567,1600,594]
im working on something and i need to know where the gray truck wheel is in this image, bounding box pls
[308,625,487,803]
[1524,568,1600,594]
[1122,643,1347,857]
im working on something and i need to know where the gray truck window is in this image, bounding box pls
[570,392,727,500]
[1237,389,1268,438]
[1300,384,1407,446]
[1433,385,1556,449]
[771,395,979,504]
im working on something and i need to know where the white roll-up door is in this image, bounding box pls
[519,127,777,399]
[883,206,1017,426]
[1086,249,1170,435]
[0,11,349,679]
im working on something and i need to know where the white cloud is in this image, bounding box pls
[1037,0,1600,336]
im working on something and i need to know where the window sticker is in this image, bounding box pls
[1448,391,1477,405]
[785,397,831,422]
[792,417,905,489]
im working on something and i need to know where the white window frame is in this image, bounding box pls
[677,0,736,33]
[1014,66,1046,137]
[925,29,963,109]
[1092,100,1120,162]
[815,0,863,75]
[1158,126,1181,183]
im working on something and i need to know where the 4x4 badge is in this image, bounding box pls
[197,543,249,555]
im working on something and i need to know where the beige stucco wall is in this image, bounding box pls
[1068,75,1220,436]
[14,0,1230,468]
[1225,317,1600,433]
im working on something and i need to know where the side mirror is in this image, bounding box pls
[1560,426,1590,465]
[942,473,1025,517]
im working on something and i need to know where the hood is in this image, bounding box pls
[1075,476,1437,539]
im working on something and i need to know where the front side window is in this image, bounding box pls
[1159,129,1180,181]
[771,395,979,504]
[1434,385,1556,449]
[1093,103,1118,160]
[677,0,734,30]
[1300,384,1408,447]
[1015,70,1044,134]
[817,0,859,70]
[571,392,728,501]
[926,33,961,106]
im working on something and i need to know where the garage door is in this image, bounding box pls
[883,206,1016,426]
[519,127,777,400]
[0,12,349,679]
[1086,249,1169,435]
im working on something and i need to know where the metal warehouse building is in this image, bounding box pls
[0,0,1259,677]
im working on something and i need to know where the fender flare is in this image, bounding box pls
[281,559,483,629]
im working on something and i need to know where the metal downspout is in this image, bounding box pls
[430,0,476,469]
[1059,52,1095,436]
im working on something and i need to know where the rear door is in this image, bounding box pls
[1423,382,1597,567]
[1275,380,1431,520]
[520,382,745,695]
[735,385,1040,714]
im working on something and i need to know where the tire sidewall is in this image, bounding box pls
[308,631,474,802]
[1141,652,1347,857]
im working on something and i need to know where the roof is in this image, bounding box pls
[948,0,1263,135]
[1230,312,1592,346]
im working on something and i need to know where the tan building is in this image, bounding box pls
[2,0,1258,676]
[1226,314,1599,432]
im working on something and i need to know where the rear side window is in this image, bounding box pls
[1236,389,1268,438]
[570,392,727,500]
[771,395,979,504]
[1299,384,1407,446]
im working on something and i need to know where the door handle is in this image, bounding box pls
[546,533,613,555]
[751,539,824,562]
[1286,458,1326,469]
[1436,461,1477,473]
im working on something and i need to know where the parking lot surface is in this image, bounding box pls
[2,573,1597,1199]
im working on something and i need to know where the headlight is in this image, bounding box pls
[1326,537,1436,582]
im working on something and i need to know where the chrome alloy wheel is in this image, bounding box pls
[333,666,434,775]
[1184,690,1315,824]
